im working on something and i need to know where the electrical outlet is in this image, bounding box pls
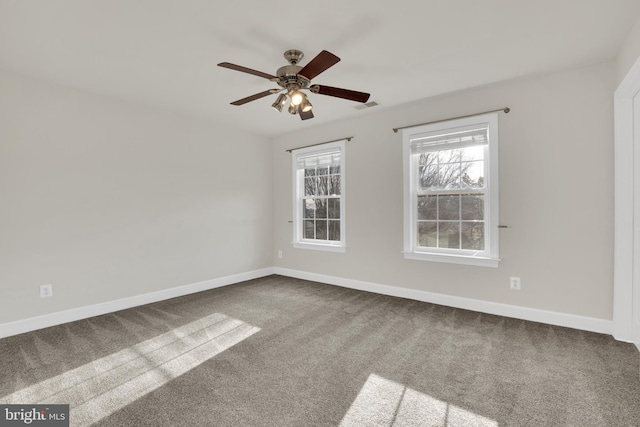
[278,250,283,259]
[509,277,521,290]
[40,284,53,298]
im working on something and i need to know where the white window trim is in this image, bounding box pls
[292,140,346,252]
[402,113,500,267]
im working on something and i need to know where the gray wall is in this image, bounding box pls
[0,59,622,327]
[272,62,615,321]
[0,70,273,324]
[618,15,640,84]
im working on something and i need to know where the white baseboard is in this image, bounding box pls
[274,267,614,336]
[0,267,275,339]
[0,266,615,340]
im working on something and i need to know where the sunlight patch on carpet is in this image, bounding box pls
[340,373,498,427]
[1,313,260,426]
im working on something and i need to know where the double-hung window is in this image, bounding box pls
[292,140,346,252]
[402,113,499,267]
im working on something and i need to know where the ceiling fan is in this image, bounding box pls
[218,49,370,120]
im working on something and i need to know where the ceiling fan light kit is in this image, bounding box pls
[300,95,313,113]
[289,90,304,106]
[272,93,288,112]
[218,49,370,121]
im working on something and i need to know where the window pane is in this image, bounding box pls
[418,222,437,247]
[419,165,439,189]
[462,222,484,250]
[330,165,340,174]
[438,163,461,189]
[438,148,461,163]
[461,161,484,188]
[417,195,437,220]
[304,168,316,177]
[329,175,341,195]
[461,145,483,161]
[315,220,327,240]
[418,152,437,167]
[314,199,327,218]
[304,220,314,239]
[304,177,316,196]
[316,176,328,196]
[317,167,329,176]
[328,198,340,219]
[439,222,460,249]
[303,198,316,219]
[328,220,340,241]
[438,195,459,220]
[461,194,484,221]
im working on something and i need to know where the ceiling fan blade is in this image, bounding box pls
[311,85,370,103]
[218,62,278,80]
[230,90,276,106]
[299,109,314,120]
[298,50,340,80]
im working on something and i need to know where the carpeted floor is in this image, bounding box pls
[0,275,639,426]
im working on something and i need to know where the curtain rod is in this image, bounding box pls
[392,107,510,133]
[285,137,353,153]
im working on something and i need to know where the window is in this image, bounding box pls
[292,140,345,252]
[402,113,499,267]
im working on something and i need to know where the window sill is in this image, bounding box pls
[293,242,346,253]
[403,251,500,268]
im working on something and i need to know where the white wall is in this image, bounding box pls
[0,70,273,324]
[272,62,615,321]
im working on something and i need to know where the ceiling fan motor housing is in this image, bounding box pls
[276,64,310,90]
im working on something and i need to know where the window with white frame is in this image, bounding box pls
[402,113,499,267]
[292,140,346,252]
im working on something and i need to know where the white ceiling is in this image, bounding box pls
[1,1,639,137]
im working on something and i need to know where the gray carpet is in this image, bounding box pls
[0,275,639,426]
